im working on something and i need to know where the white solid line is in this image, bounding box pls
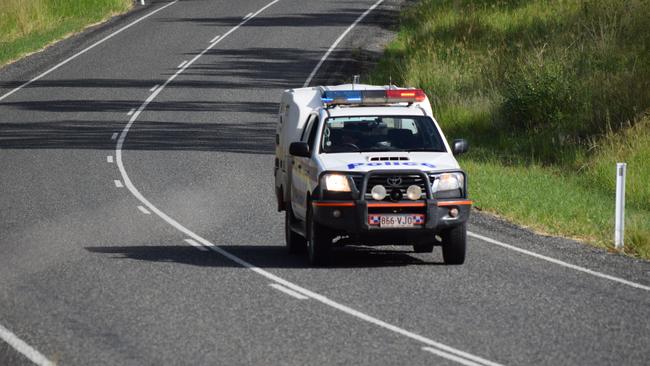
[303,0,385,87]
[423,347,485,366]
[270,283,309,300]
[0,324,54,366]
[468,231,650,291]
[0,1,179,103]
[184,238,209,251]
[137,205,151,215]
[177,60,188,69]
[111,132,118,140]
[149,84,160,92]
[107,155,114,163]
[112,2,502,365]
[210,34,221,43]
[114,179,123,188]
[127,108,135,116]
[243,12,253,20]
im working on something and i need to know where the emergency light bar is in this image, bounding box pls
[321,89,426,106]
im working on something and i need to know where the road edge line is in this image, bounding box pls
[0,324,54,366]
[468,231,650,291]
[0,0,179,103]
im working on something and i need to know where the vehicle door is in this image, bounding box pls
[291,114,318,219]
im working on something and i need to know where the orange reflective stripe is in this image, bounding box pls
[367,202,426,208]
[312,202,355,207]
[437,200,473,207]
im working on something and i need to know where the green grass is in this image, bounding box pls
[0,0,133,66]
[370,0,650,258]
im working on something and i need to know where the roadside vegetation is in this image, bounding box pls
[370,0,650,258]
[0,0,132,66]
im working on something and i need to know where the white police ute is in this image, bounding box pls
[274,84,471,265]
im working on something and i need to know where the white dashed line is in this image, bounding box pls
[114,180,123,188]
[149,84,160,92]
[210,34,221,43]
[184,238,209,251]
[137,205,151,215]
[177,60,188,69]
[107,155,114,163]
[127,108,135,116]
[270,283,309,300]
[0,1,183,363]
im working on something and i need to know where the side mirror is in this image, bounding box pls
[289,142,310,157]
[451,139,469,155]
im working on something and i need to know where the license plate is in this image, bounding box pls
[368,214,425,228]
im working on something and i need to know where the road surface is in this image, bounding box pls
[1,0,648,365]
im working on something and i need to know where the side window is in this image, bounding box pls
[300,115,316,142]
[307,117,320,151]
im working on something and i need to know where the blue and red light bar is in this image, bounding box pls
[321,89,426,105]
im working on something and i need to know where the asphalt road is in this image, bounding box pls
[1,0,649,365]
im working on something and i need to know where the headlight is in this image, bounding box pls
[321,174,352,192]
[431,172,465,198]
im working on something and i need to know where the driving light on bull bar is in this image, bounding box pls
[371,185,387,200]
[406,185,422,200]
[322,174,352,192]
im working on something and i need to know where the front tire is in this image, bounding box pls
[285,206,306,254]
[307,208,332,266]
[441,224,466,265]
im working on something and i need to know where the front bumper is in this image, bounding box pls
[311,199,471,235]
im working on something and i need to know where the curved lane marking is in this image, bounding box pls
[0,1,179,103]
[302,0,383,87]
[114,1,503,365]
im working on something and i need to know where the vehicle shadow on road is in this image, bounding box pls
[85,244,444,269]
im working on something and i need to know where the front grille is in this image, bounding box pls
[365,173,428,200]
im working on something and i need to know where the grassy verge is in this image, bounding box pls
[0,0,133,66]
[370,0,650,258]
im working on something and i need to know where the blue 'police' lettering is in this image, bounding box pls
[347,162,436,169]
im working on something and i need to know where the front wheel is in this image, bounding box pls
[307,208,332,266]
[285,206,306,254]
[441,224,466,265]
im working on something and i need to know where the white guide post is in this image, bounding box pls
[614,163,627,250]
[140,0,145,5]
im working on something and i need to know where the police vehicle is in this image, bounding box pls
[274,83,471,265]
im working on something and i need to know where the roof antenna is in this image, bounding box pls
[352,75,360,89]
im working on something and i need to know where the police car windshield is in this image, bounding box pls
[321,116,446,153]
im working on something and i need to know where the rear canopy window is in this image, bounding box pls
[321,116,446,153]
